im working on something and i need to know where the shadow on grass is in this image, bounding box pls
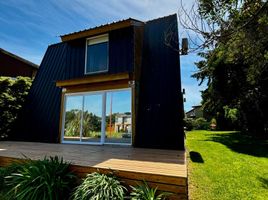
[259,177,268,189]
[189,151,204,163]
[206,132,268,158]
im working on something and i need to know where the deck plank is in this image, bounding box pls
[0,141,187,199]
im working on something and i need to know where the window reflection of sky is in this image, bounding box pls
[84,95,102,117]
[106,90,131,114]
[66,96,82,111]
[65,90,131,117]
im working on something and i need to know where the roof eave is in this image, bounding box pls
[60,19,144,42]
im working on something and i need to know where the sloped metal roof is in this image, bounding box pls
[60,18,144,42]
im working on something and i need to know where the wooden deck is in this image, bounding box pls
[0,141,187,199]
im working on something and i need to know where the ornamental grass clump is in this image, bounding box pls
[0,164,20,190]
[130,181,170,200]
[5,156,77,200]
[72,172,126,200]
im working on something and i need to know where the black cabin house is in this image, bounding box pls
[14,14,185,150]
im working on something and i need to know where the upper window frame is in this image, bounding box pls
[84,34,109,75]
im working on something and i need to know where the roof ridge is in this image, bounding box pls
[145,13,177,23]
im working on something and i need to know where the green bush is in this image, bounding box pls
[210,118,217,130]
[194,117,210,130]
[183,118,195,131]
[5,156,77,200]
[130,181,170,200]
[184,117,210,130]
[0,76,32,139]
[72,172,126,200]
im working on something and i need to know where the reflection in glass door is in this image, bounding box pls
[106,90,131,144]
[62,89,131,145]
[63,96,83,142]
[82,94,102,143]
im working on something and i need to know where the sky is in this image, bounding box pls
[0,0,207,112]
[66,90,131,117]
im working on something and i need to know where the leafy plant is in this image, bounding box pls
[72,172,126,200]
[0,167,9,190]
[5,156,77,200]
[130,181,170,200]
[194,117,210,130]
[0,164,22,190]
[210,118,217,130]
[64,110,101,137]
[184,118,195,131]
[0,76,32,139]
[223,106,239,123]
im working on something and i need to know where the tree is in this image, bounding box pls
[82,112,101,135]
[65,110,101,137]
[180,0,268,137]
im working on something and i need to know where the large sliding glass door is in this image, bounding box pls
[62,89,131,145]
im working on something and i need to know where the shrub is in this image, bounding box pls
[130,181,170,200]
[194,117,210,130]
[72,172,126,200]
[223,106,239,123]
[210,118,217,130]
[5,156,77,200]
[183,118,195,131]
[0,76,32,139]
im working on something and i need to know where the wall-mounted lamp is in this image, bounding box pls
[181,38,188,55]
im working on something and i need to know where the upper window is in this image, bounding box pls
[85,34,108,74]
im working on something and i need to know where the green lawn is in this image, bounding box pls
[186,130,268,200]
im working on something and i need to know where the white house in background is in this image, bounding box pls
[114,113,131,133]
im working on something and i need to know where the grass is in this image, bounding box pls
[186,130,268,200]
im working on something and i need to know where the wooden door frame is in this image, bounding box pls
[58,84,134,146]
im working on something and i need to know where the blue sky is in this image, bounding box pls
[66,90,131,117]
[0,0,206,111]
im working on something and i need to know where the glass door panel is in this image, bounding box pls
[105,90,132,144]
[82,94,103,143]
[63,96,83,142]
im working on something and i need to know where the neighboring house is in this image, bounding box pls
[186,105,203,119]
[114,113,132,133]
[12,14,185,150]
[0,48,38,78]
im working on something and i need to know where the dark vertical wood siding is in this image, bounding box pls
[12,43,68,142]
[108,27,134,74]
[11,27,134,143]
[135,15,184,150]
